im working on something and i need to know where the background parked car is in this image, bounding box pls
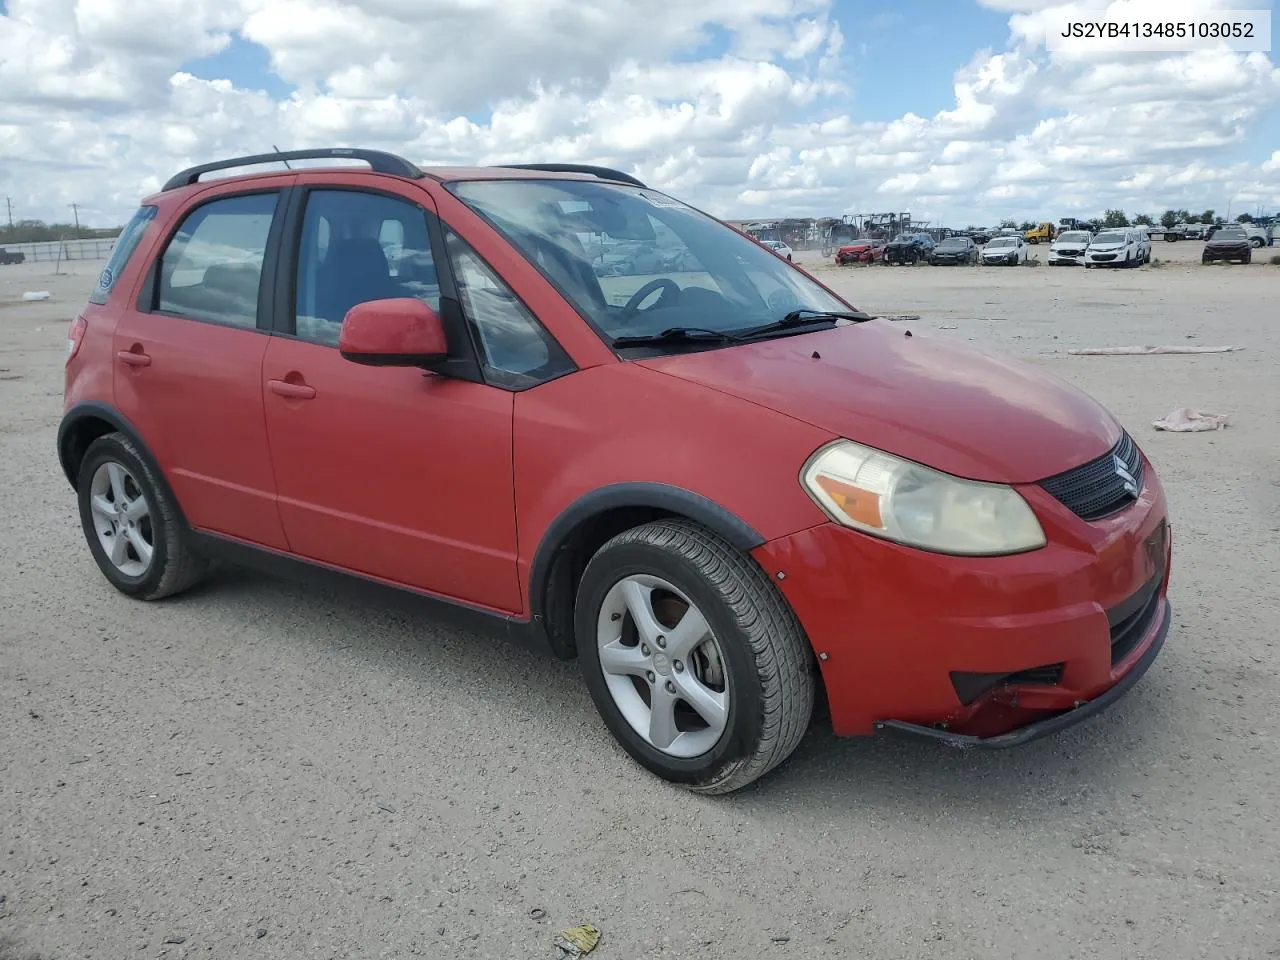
[1201,224,1253,264]
[1085,228,1148,268]
[834,239,885,264]
[0,247,25,265]
[979,234,1028,266]
[759,239,794,261]
[1047,230,1092,266]
[883,232,936,265]
[1242,224,1269,248]
[929,236,977,265]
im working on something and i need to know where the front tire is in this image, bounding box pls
[575,519,815,795]
[76,432,207,600]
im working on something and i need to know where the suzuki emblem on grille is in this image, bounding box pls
[1113,454,1139,497]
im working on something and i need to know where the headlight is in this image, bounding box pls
[800,440,1047,556]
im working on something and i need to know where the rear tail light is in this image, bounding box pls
[67,314,88,364]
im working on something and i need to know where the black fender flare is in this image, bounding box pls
[56,402,191,531]
[526,482,767,647]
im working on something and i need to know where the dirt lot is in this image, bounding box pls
[1,247,1278,960]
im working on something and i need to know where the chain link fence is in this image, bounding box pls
[0,238,117,263]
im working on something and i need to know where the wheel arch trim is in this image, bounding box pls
[526,482,767,641]
[57,402,190,530]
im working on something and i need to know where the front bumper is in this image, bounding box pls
[1203,245,1249,260]
[835,250,872,264]
[750,455,1172,742]
[1049,250,1085,265]
[875,599,1170,748]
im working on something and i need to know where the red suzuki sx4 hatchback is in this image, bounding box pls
[59,149,1173,793]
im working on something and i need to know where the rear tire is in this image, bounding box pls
[77,432,207,600]
[574,519,816,795]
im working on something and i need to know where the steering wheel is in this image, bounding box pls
[621,278,681,318]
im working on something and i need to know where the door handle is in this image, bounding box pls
[268,378,316,400]
[117,349,151,367]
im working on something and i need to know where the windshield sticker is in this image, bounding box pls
[639,191,684,209]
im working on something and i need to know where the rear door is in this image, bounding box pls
[113,178,295,548]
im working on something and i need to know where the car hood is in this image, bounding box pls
[1208,236,1248,245]
[637,322,1121,483]
[838,244,870,252]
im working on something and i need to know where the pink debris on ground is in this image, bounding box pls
[1152,407,1230,432]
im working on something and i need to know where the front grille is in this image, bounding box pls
[1039,432,1144,521]
[1091,253,1117,261]
[1107,572,1162,665]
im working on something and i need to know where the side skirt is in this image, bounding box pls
[188,531,553,656]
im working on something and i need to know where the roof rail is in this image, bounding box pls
[496,163,647,188]
[162,148,425,192]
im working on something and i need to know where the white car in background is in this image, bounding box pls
[759,239,793,261]
[979,234,1029,265]
[1047,230,1093,266]
[1085,228,1149,268]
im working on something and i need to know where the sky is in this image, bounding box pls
[1,0,1278,228]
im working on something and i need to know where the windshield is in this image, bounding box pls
[891,234,913,243]
[1092,232,1126,244]
[1214,226,1246,237]
[1057,231,1090,243]
[937,238,966,249]
[986,238,1014,248]
[447,179,849,347]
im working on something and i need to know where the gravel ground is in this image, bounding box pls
[1,244,1278,960]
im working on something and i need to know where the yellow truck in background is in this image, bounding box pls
[1023,221,1055,244]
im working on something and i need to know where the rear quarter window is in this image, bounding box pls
[88,205,159,305]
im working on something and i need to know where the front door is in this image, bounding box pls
[113,184,292,549]
[260,181,569,613]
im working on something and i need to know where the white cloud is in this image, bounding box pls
[1,0,1278,228]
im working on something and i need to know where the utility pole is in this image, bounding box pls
[69,202,83,238]
[2,196,11,235]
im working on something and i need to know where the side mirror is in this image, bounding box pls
[339,298,448,367]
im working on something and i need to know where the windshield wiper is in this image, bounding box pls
[735,308,875,340]
[611,326,746,348]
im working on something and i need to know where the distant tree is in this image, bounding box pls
[1,218,121,243]
[1018,220,1035,232]
[1102,208,1130,227]
[1085,217,1103,232]
[1160,210,1179,229]
[999,218,1017,229]
[1199,209,1215,224]
[1237,213,1254,223]
[1133,213,1154,226]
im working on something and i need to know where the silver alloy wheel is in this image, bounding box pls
[89,461,154,578]
[595,573,729,759]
